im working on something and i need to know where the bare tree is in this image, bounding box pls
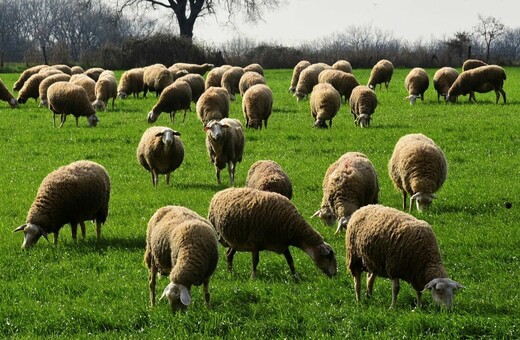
[473,14,505,62]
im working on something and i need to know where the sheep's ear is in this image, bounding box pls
[334,216,350,235]
[172,130,181,136]
[411,192,422,200]
[311,210,321,218]
[179,284,191,306]
[13,224,26,233]
[155,131,164,137]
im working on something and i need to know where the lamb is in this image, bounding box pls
[245,160,293,199]
[462,59,487,71]
[346,204,464,309]
[136,126,184,189]
[92,72,118,111]
[312,152,379,234]
[69,74,96,102]
[238,71,266,96]
[117,68,145,99]
[47,82,99,128]
[221,66,245,101]
[243,63,264,76]
[318,69,359,103]
[83,67,105,82]
[196,87,230,125]
[207,187,337,279]
[204,65,232,90]
[144,205,219,312]
[404,67,430,105]
[332,60,353,74]
[349,85,378,128]
[242,84,273,129]
[388,133,447,212]
[143,64,174,97]
[288,60,311,94]
[204,118,245,186]
[171,62,214,75]
[13,160,110,249]
[71,65,84,75]
[13,64,49,91]
[38,73,72,108]
[310,83,341,129]
[294,63,330,101]
[147,80,192,124]
[447,65,507,104]
[17,73,47,104]
[367,59,394,91]
[0,78,18,108]
[432,67,459,102]
[177,73,205,102]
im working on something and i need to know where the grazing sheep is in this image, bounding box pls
[0,78,18,108]
[167,65,189,81]
[318,69,359,103]
[171,62,214,75]
[433,67,459,102]
[312,152,379,234]
[147,80,192,124]
[38,73,72,108]
[204,65,232,90]
[92,72,118,111]
[349,85,378,128]
[404,67,430,105]
[447,65,507,104]
[117,68,145,99]
[462,59,487,71]
[83,67,105,82]
[137,126,184,189]
[332,60,353,74]
[49,64,72,75]
[144,205,219,312]
[208,187,337,279]
[242,84,273,129]
[13,160,110,248]
[177,73,205,102]
[238,71,266,96]
[204,118,245,186]
[13,64,49,91]
[17,73,46,104]
[310,83,341,129]
[71,65,84,75]
[346,204,464,309]
[389,133,447,212]
[367,59,394,91]
[243,63,264,76]
[289,60,311,94]
[245,160,293,199]
[47,82,98,128]
[70,74,96,102]
[221,66,245,101]
[143,64,174,97]
[196,87,230,125]
[294,63,330,101]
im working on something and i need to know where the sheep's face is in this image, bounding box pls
[356,114,371,128]
[117,92,128,99]
[13,223,48,249]
[92,100,106,111]
[9,98,18,108]
[407,95,418,105]
[423,278,464,310]
[157,129,180,150]
[311,243,337,277]
[88,114,99,127]
[160,283,191,313]
[312,208,335,226]
[411,192,436,212]
[313,119,328,129]
[204,120,227,141]
[148,110,159,123]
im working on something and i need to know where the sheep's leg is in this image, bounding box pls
[500,89,507,104]
[165,173,171,185]
[111,97,115,109]
[53,232,59,245]
[59,114,66,128]
[170,111,175,124]
[182,110,187,124]
[251,250,260,279]
[329,119,332,129]
[226,248,236,272]
[149,261,158,307]
[95,220,102,240]
[353,270,362,302]
[366,272,377,297]
[71,223,78,241]
[283,249,297,277]
[409,196,415,213]
[263,119,267,129]
[151,170,158,189]
[80,221,86,240]
[203,278,211,309]
[390,278,400,309]
[216,168,221,185]
[416,290,423,309]
[402,191,407,211]
[53,113,57,128]
[228,162,235,186]
[75,116,79,127]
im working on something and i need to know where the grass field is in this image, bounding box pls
[0,67,519,338]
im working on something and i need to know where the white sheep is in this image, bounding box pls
[38,73,72,108]
[205,65,232,90]
[147,80,192,124]
[462,59,487,72]
[70,66,84,75]
[92,72,118,111]
[207,187,337,279]
[332,60,353,74]
[432,67,459,102]
[245,160,293,199]
[447,65,507,104]
[238,71,266,96]
[144,205,219,312]
[136,126,184,189]
[243,63,264,75]
[318,69,359,103]
[349,85,378,128]
[13,64,49,91]
[17,73,47,104]
[69,74,96,102]
[47,82,99,128]
[388,133,447,212]
[242,84,273,129]
[309,82,341,128]
[346,204,464,309]
[171,62,214,75]
[83,67,105,82]
[288,60,311,94]
[49,64,72,75]
[221,66,245,101]
[196,87,230,125]
[177,73,205,102]
[143,64,174,97]
[312,152,379,234]
[404,67,430,105]
[367,59,394,91]
[294,63,330,101]
[13,160,110,248]
[117,68,145,99]
[0,78,18,108]
[204,118,245,186]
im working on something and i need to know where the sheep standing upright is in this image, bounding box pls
[245,160,293,199]
[242,84,273,129]
[367,59,394,91]
[204,118,245,186]
[147,80,192,124]
[14,160,110,248]
[47,82,99,128]
[318,69,359,103]
[346,204,464,309]
[238,71,266,96]
[0,78,18,108]
[349,85,378,128]
[208,187,337,279]
[145,205,219,312]
[433,67,459,102]
[404,68,430,105]
[137,126,184,189]
[196,87,230,125]
[288,60,311,94]
[447,65,507,104]
[389,133,447,212]
[310,83,341,128]
[117,68,145,99]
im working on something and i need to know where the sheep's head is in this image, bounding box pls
[9,98,18,108]
[406,94,419,105]
[313,119,328,129]
[334,216,350,235]
[411,192,436,212]
[148,110,159,123]
[160,282,191,313]
[88,114,99,127]
[308,242,337,278]
[294,91,306,101]
[13,223,49,249]
[17,96,27,104]
[156,128,180,151]
[92,99,106,111]
[311,208,335,227]
[117,91,128,99]
[204,120,228,141]
[423,278,464,310]
[355,114,371,128]
[288,86,296,94]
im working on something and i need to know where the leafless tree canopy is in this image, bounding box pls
[474,14,505,62]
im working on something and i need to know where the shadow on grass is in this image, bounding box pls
[60,235,146,253]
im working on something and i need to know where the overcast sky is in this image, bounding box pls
[189,0,518,45]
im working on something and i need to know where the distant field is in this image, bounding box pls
[0,67,518,338]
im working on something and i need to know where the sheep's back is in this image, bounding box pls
[245,160,293,199]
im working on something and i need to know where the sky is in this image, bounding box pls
[189,0,519,45]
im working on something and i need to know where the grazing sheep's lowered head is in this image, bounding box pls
[13,223,49,249]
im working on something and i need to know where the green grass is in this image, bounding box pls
[0,67,519,338]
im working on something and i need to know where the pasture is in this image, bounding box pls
[0,67,518,338]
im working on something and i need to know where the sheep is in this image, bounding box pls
[13,64,49,91]
[144,205,219,312]
[17,73,46,104]
[447,65,506,104]
[243,63,264,76]
[0,78,18,108]
[388,133,447,212]
[196,87,230,125]
[207,187,337,279]
[147,80,192,124]
[205,65,232,90]
[13,160,110,249]
[71,65,84,75]
[332,60,353,74]
[242,84,273,129]
[238,71,266,96]
[204,118,245,186]
[318,69,359,103]
[69,74,96,102]
[221,66,245,101]
[137,126,184,189]
[92,72,118,111]
[38,73,72,108]
[117,68,145,99]
[167,65,189,81]
[289,60,311,94]
[143,64,174,97]
[47,82,99,128]
[346,204,464,309]
[367,59,394,91]
[83,67,105,82]
[312,152,379,234]
[432,67,459,102]
[171,62,214,75]
[404,67,430,105]
[177,73,205,102]
[245,160,293,199]
[462,59,487,71]
[294,63,330,101]
[39,68,65,78]
[49,64,72,75]
[349,85,378,128]
[309,83,341,129]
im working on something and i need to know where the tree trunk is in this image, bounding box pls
[486,43,491,62]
